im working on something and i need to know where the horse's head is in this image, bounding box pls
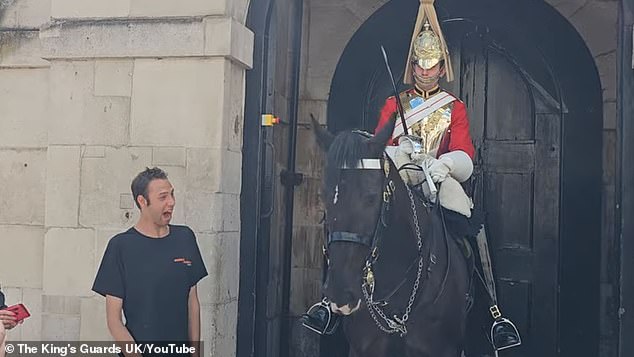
[312,114,396,315]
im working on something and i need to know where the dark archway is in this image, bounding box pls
[327,0,602,356]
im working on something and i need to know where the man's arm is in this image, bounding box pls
[188,286,201,357]
[0,320,6,357]
[105,295,140,357]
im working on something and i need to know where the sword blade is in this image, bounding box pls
[380,45,408,135]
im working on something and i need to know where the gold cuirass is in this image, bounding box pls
[398,90,452,155]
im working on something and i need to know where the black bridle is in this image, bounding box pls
[324,152,394,267]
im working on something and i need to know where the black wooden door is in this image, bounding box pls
[447,30,562,357]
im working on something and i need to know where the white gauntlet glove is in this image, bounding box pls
[427,150,473,183]
[427,157,452,183]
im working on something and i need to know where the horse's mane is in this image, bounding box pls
[325,131,368,191]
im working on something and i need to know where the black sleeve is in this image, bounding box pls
[188,229,208,287]
[92,237,125,298]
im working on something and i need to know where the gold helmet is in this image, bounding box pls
[404,0,454,84]
[411,22,443,70]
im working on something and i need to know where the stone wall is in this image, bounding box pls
[0,1,252,355]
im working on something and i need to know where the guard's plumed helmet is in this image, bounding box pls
[403,0,454,84]
[411,22,443,70]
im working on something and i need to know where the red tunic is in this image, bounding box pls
[374,90,475,159]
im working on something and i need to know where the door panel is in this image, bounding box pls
[458,31,561,357]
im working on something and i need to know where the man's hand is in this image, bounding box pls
[0,309,17,330]
[427,156,453,183]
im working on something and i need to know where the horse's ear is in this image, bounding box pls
[368,112,396,152]
[311,114,334,151]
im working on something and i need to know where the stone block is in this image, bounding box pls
[298,99,328,126]
[221,150,242,194]
[0,68,48,147]
[0,31,49,67]
[596,51,617,102]
[130,59,224,147]
[569,1,617,57]
[45,146,80,227]
[548,0,587,18]
[200,301,237,357]
[293,177,323,225]
[204,17,254,69]
[42,228,95,297]
[228,0,250,23]
[80,297,111,340]
[0,149,46,225]
[603,100,616,130]
[49,61,130,145]
[0,225,44,288]
[94,60,133,97]
[41,314,81,340]
[129,0,224,17]
[306,6,361,100]
[41,18,206,59]
[291,225,323,269]
[602,130,616,187]
[305,74,333,102]
[184,192,219,233]
[343,0,386,23]
[51,0,129,19]
[223,62,246,152]
[82,146,105,158]
[295,124,326,178]
[186,148,242,194]
[186,148,223,193]
[0,0,51,28]
[152,147,186,167]
[21,288,43,341]
[196,233,240,305]
[42,295,81,314]
[289,267,321,315]
[119,193,134,209]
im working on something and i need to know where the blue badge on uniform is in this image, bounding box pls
[409,97,424,109]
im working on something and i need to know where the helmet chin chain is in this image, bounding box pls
[414,73,440,90]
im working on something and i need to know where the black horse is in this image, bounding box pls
[312,115,471,357]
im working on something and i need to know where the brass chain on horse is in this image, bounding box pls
[361,182,427,336]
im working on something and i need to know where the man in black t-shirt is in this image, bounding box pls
[93,167,208,356]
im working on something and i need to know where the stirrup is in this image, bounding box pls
[490,317,521,351]
[300,298,340,335]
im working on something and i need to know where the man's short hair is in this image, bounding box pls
[131,167,168,209]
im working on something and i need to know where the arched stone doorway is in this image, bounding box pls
[325,0,602,356]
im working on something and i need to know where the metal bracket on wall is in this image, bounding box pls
[280,170,303,187]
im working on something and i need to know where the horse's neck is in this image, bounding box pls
[373,186,421,275]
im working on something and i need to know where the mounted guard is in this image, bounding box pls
[302,0,521,354]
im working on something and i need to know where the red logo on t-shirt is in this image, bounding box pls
[173,258,192,266]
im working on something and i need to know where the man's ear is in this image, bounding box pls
[311,113,334,151]
[368,112,396,153]
[136,195,147,209]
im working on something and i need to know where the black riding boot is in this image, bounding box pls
[300,299,341,335]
